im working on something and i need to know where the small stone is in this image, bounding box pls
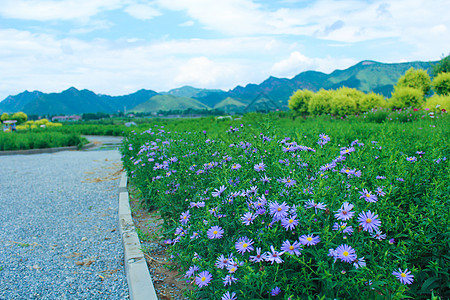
[81,237,88,241]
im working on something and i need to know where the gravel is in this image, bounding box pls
[0,149,129,299]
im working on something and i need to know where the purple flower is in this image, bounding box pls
[359,189,378,203]
[263,245,284,264]
[406,156,417,162]
[376,175,386,180]
[223,274,238,286]
[179,210,190,225]
[269,201,289,220]
[281,177,296,188]
[241,212,257,226]
[281,215,298,231]
[260,175,271,183]
[299,234,320,246]
[271,286,281,296]
[392,268,414,285]
[221,291,237,300]
[207,225,224,239]
[335,244,357,263]
[340,147,355,155]
[304,199,327,214]
[371,230,386,240]
[281,240,302,256]
[375,187,386,196]
[334,202,355,221]
[212,185,227,197]
[357,210,381,233]
[195,271,212,288]
[332,222,353,235]
[254,162,266,172]
[249,247,264,263]
[235,237,254,254]
[184,265,199,278]
[231,163,241,170]
[353,257,366,269]
[215,254,234,269]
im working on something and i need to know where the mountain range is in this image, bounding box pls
[0,60,435,116]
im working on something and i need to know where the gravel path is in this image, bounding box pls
[0,149,129,299]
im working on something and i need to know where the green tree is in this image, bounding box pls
[288,89,314,115]
[10,112,28,124]
[308,89,334,115]
[431,72,450,95]
[1,113,8,122]
[396,68,431,95]
[361,92,387,110]
[432,54,450,76]
[390,87,424,109]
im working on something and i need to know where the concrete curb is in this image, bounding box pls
[118,172,158,300]
[0,143,95,156]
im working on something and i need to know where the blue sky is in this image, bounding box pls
[0,0,449,101]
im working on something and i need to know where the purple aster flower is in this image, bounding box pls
[340,147,355,155]
[215,254,234,269]
[235,237,254,254]
[195,271,212,288]
[179,210,190,225]
[376,175,386,180]
[359,189,378,203]
[190,201,205,208]
[254,162,266,172]
[249,247,264,263]
[281,215,298,231]
[271,286,281,296]
[353,257,366,269]
[375,187,386,196]
[263,245,284,264]
[406,156,417,162]
[304,199,327,214]
[281,240,302,256]
[281,177,296,188]
[371,230,386,240]
[184,265,199,278]
[320,162,336,172]
[392,268,414,285]
[328,248,338,262]
[207,225,224,239]
[212,185,227,197]
[223,274,238,286]
[190,231,200,239]
[396,178,404,182]
[389,238,395,244]
[221,291,237,300]
[226,258,240,273]
[241,212,257,226]
[260,175,271,183]
[332,222,353,235]
[334,202,355,221]
[357,210,381,233]
[299,234,320,246]
[341,167,356,177]
[231,163,241,170]
[336,244,357,263]
[269,201,289,220]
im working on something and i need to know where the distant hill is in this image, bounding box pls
[131,94,209,113]
[0,60,436,115]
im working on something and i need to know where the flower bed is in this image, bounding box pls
[121,115,449,299]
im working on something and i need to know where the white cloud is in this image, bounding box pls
[0,0,123,21]
[271,51,357,78]
[124,3,161,20]
[179,20,195,27]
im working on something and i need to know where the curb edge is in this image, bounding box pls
[119,172,158,300]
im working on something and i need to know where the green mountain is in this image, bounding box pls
[131,94,210,113]
[0,60,437,115]
[213,97,246,114]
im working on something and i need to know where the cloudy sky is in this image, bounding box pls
[0,0,449,101]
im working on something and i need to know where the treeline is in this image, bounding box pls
[289,56,450,116]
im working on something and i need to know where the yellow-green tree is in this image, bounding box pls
[431,72,450,95]
[11,112,28,124]
[390,87,424,109]
[396,67,431,95]
[1,113,8,122]
[288,89,314,116]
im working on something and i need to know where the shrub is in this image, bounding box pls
[431,72,450,95]
[396,68,431,95]
[308,89,333,115]
[390,87,424,109]
[288,89,313,116]
[422,94,450,112]
[361,92,387,111]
